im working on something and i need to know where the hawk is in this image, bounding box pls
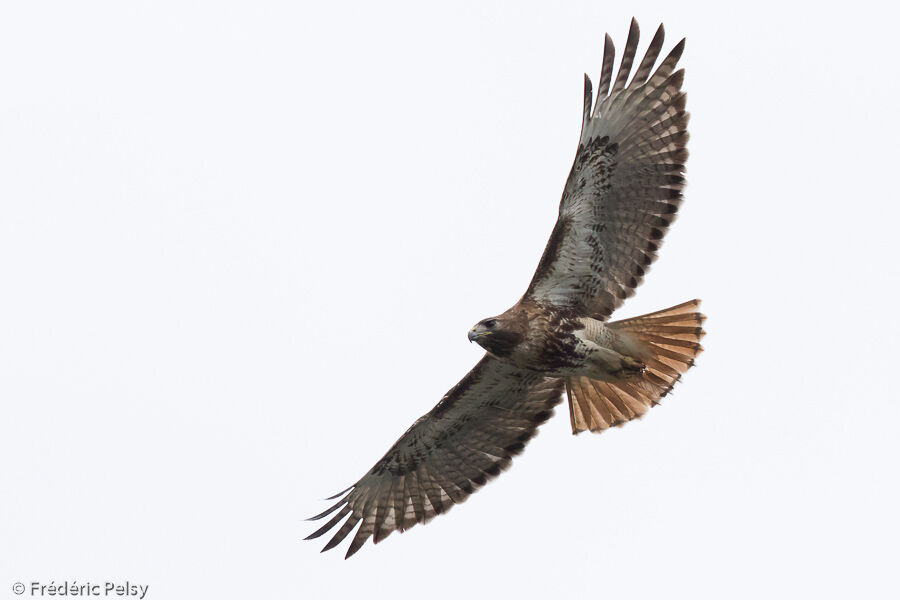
[307,19,705,558]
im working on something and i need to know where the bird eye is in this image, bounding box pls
[484,319,497,329]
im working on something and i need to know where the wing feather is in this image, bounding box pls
[597,34,615,97]
[632,24,665,85]
[306,355,563,558]
[611,18,640,93]
[321,511,359,553]
[525,21,690,319]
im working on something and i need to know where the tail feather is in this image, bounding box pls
[567,299,705,435]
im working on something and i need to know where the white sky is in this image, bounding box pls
[2,1,898,598]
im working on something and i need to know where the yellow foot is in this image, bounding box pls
[620,356,646,376]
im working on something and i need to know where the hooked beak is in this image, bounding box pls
[468,329,490,343]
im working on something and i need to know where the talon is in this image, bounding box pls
[621,356,645,375]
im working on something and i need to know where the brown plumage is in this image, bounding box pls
[567,300,705,433]
[307,19,705,558]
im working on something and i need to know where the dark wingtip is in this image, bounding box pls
[325,485,353,501]
[344,531,369,559]
[581,73,594,131]
[305,526,327,541]
[306,504,353,543]
[307,498,348,522]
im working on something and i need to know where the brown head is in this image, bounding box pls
[467,309,527,358]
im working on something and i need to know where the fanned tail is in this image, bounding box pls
[567,299,705,434]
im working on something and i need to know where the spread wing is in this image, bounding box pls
[524,19,689,320]
[305,356,563,558]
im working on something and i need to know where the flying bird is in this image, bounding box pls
[307,19,705,558]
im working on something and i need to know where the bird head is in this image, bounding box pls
[468,317,500,344]
[468,315,524,358]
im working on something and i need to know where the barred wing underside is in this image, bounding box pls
[525,20,689,320]
[306,356,563,558]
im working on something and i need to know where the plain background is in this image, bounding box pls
[2,1,898,598]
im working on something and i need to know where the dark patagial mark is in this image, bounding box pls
[526,216,571,294]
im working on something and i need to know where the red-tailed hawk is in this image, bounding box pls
[307,19,705,558]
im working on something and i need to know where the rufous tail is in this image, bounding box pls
[566,299,705,434]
